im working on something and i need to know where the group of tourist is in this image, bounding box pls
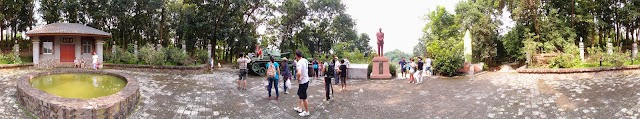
[398,56,433,84]
[235,49,353,117]
[73,52,100,70]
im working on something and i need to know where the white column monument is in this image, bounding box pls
[13,40,19,58]
[579,37,585,61]
[207,44,212,58]
[112,41,116,53]
[182,40,186,53]
[634,41,638,59]
[32,37,40,65]
[134,41,138,55]
[463,30,472,62]
[607,38,613,55]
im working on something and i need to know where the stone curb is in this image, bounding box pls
[0,63,33,69]
[516,65,640,74]
[16,69,140,119]
[103,63,208,70]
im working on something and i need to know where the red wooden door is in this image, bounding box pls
[60,44,75,62]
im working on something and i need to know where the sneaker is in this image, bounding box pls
[268,97,272,100]
[284,91,289,94]
[323,99,330,102]
[276,97,279,100]
[293,107,303,113]
[298,111,310,117]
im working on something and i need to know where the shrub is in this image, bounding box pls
[427,39,464,77]
[587,46,629,66]
[548,53,579,68]
[1,51,22,64]
[165,46,188,65]
[121,51,137,64]
[194,49,209,64]
[138,44,155,64]
[108,45,123,63]
[151,50,167,65]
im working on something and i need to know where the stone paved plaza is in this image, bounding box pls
[3,68,640,118]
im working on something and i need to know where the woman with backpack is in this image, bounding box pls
[312,58,319,79]
[408,58,416,84]
[266,56,281,100]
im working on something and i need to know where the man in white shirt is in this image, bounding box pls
[92,52,99,70]
[333,57,341,85]
[425,56,433,76]
[237,53,251,90]
[293,50,311,117]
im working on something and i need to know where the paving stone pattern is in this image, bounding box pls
[2,68,640,118]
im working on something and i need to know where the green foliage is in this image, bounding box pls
[0,52,22,64]
[107,45,123,63]
[120,51,137,64]
[548,53,579,68]
[138,44,154,64]
[165,46,188,66]
[151,50,167,65]
[422,6,465,76]
[384,49,411,65]
[501,24,525,60]
[428,39,465,77]
[194,50,209,64]
[587,46,629,67]
[455,0,501,64]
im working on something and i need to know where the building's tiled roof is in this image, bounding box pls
[26,23,111,37]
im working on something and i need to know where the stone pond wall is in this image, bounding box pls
[16,69,140,119]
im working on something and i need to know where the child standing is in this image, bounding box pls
[339,59,348,91]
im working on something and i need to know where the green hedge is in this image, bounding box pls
[367,62,397,78]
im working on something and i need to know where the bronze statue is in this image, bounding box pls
[376,28,384,56]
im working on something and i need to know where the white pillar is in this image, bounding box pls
[134,41,138,55]
[182,43,186,53]
[634,43,638,59]
[112,41,116,54]
[96,38,104,68]
[156,44,162,51]
[32,37,40,65]
[579,38,585,61]
[13,42,19,58]
[607,38,613,55]
[207,44,212,58]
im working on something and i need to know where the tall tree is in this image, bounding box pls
[40,0,63,24]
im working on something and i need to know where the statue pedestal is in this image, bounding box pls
[370,56,392,79]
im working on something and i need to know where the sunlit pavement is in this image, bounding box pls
[2,68,640,118]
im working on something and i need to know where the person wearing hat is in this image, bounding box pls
[333,56,341,85]
[281,57,292,94]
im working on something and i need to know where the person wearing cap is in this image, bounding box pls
[281,57,291,94]
[333,56,341,85]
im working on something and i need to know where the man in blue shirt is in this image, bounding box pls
[398,57,407,79]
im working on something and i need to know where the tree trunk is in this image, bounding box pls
[570,0,574,28]
[213,0,230,61]
[160,2,165,47]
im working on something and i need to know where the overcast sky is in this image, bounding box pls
[343,0,514,54]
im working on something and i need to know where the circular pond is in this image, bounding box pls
[16,69,140,118]
[30,73,127,99]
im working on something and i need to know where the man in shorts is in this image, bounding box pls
[398,57,407,78]
[237,53,251,90]
[293,50,311,117]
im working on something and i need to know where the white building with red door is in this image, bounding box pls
[26,23,111,67]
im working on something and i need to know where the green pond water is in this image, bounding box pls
[30,73,127,100]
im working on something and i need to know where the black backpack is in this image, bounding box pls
[325,61,335,77]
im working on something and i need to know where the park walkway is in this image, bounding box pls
[1,68,640,118]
